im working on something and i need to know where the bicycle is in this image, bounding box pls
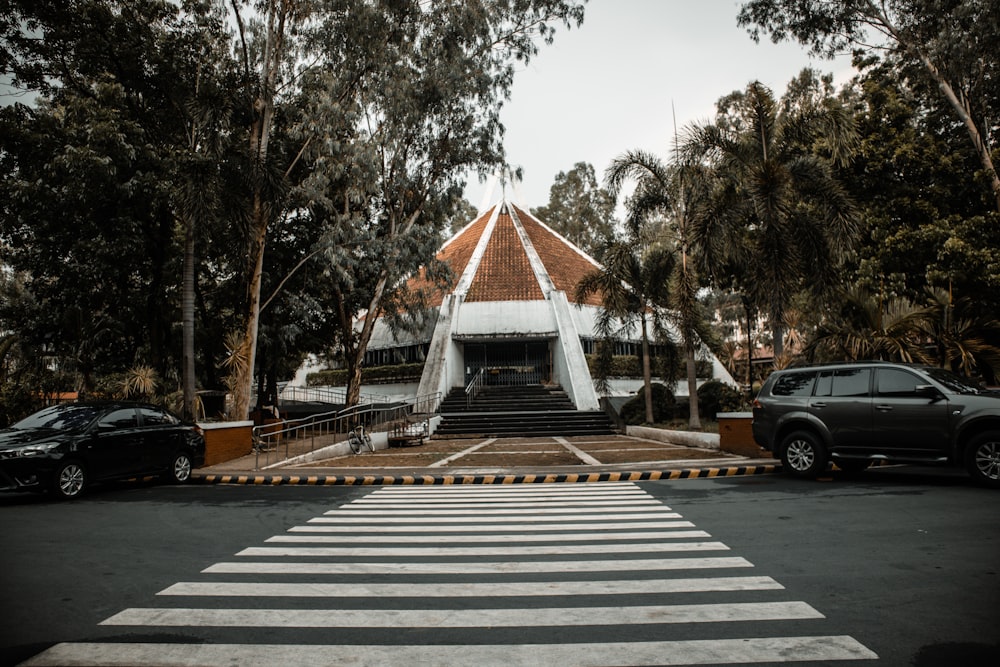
[348,424,374,454]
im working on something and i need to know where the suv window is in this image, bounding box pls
[771,371,816,396]
[876,368,924,397]
[816,368,871,397]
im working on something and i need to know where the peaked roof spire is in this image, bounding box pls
[409,199,602,307]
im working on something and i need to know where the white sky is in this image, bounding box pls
[467,0,855,212]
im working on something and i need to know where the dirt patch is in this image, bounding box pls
[595,448,731,464]
[477,442,562,453]
[570,439,675,453]
[458,451,584,466]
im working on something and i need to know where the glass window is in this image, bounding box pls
[923,367,982,394]
[13,405,102,431]
[98,408,139,430]
[771,371,816,397]
[139,407,177,427]
[830,368,871,397]
[815,372,833,396]
[877,368,923,396]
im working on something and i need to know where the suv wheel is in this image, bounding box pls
[965,432,1000,488]
[780,431,828,478]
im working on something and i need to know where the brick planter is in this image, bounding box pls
[717,412,767,457]
[198,421,253,467]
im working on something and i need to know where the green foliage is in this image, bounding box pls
[683,73,859,358]
[530,162,617,259]
[585,354,712,380]
[737,0,1000,211]
[0,0,588,414]
[307,362,425,387]
[695,380,745,420]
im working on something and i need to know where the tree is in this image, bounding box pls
[682,75,859,360]
[737,0,1000,213]
[837,57,1000,302]
[574,239,676,425]
[804,287,932,363]
[0,0,246,418]
[531,162,616,259]
[223,0,587,414]
[605,152,716,429]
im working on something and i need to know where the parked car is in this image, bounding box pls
[752,361,1000,488]
[0,402,205,499]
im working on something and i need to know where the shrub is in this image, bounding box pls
[697,380,744,419]
[307,362,425,386]
[619,382,676,425]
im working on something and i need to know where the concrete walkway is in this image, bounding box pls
[193,433,781,486]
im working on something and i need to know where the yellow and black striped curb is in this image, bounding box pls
[193,464,782,486]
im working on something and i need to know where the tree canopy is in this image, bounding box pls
[0,0,586,421]
[530,162,616,259]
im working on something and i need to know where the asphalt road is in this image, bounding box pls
[0,467,996,666]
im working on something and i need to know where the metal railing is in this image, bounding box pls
[279,385,391,406]
[465,368,485,409]
[251,391,440,470]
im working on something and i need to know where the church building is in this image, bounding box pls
[353,197,734,410]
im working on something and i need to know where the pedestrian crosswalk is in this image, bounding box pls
[22,482,878,666]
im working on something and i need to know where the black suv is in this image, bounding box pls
[752,361,1000,487]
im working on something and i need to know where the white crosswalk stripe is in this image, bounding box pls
[103,601,825,627]
[22,482,878,666]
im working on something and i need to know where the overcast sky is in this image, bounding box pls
[467,0,855,212]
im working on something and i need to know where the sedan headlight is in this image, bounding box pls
[16,442,62,457]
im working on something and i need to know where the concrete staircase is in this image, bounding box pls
[435,385,616,438]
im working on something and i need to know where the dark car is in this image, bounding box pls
[752,361,1000,487]
[0,402,205,499]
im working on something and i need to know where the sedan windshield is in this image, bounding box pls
[12,405,103,431]
[923,367,984,394]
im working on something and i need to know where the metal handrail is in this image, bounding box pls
[279,385,391,406]
[465,368,485,409]
[251,391,441,470]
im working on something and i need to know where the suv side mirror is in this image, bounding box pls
[916,384,944,400]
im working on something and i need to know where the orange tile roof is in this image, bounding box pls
[405,207,494,307]
[513,205,603,307]
[404,201,604,307]
[466,211,544,302]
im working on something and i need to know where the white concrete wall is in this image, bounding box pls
[548,292,599,410]
[454,300,556,336]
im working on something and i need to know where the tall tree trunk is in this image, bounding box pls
[640,313,654,424]
[686,342,700,429]
[182,215,197,420]
[230,200,267,420]
[771,320,785,359]
[744,298,754,399]
[345,354,363,407]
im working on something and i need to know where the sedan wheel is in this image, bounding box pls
[780,431,828,478]
[52,461,86,500]
[966,433,1000,488]
[168,452,193,484]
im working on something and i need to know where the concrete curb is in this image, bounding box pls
[193,462,782,486]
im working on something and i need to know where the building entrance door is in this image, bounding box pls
[464,341,551,386]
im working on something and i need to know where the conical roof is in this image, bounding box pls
[410,202,602,307]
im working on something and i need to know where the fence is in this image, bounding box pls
[250,392,439,470]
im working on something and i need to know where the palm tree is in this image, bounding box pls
[683,76,859,359]
[921,288,1000,377]
[804,288,931,363]
[605,151,715,428]
[575,239,675,425]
